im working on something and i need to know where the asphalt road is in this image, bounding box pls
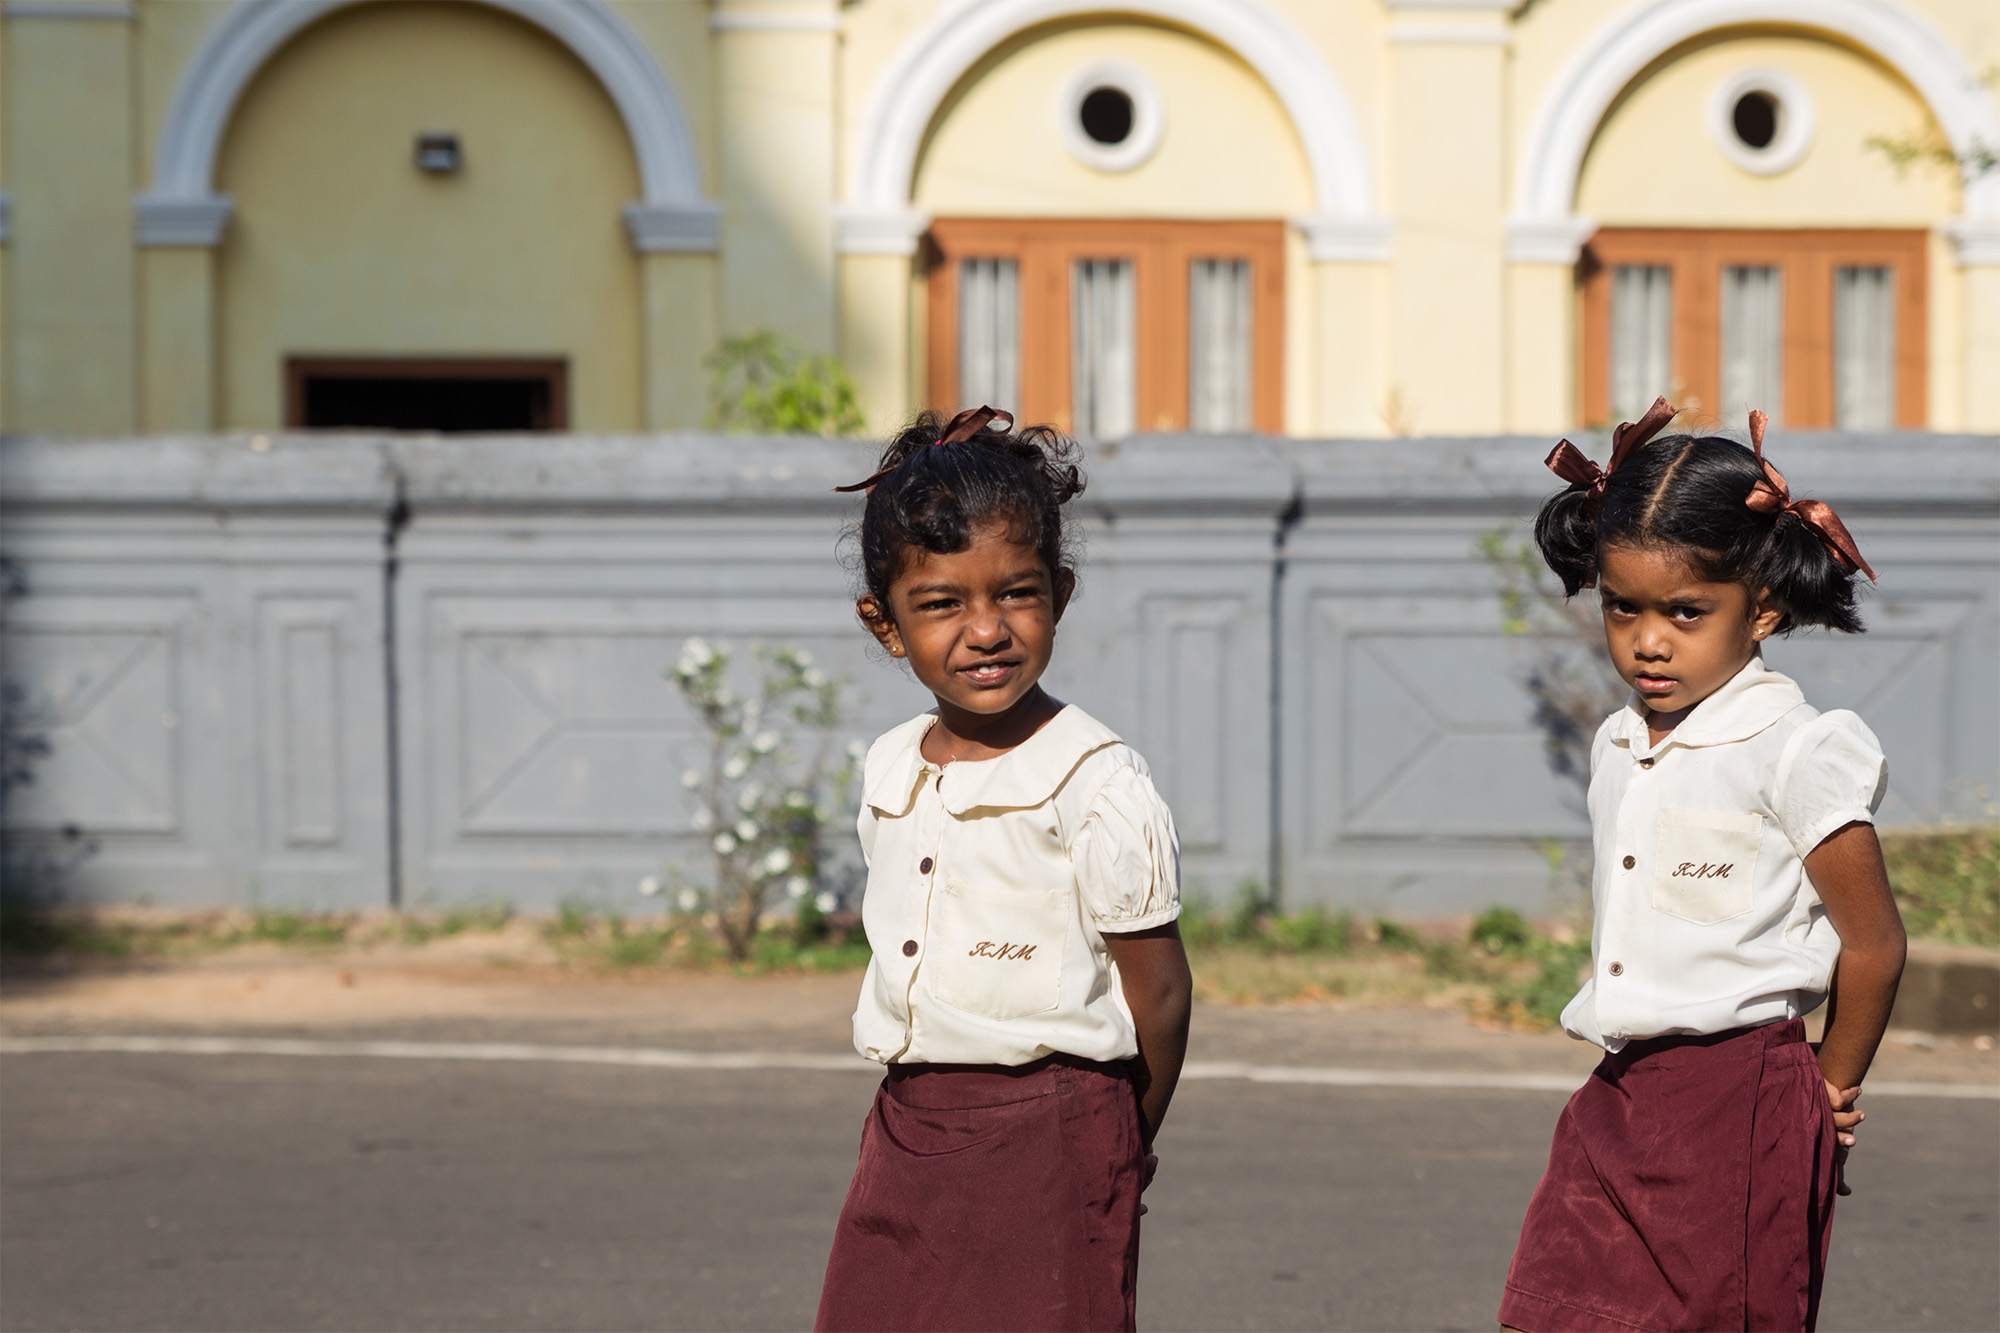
[1,1052,1993,1332]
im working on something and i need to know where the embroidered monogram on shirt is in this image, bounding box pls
[1651,807,1761,925]
[967,940,1038,961]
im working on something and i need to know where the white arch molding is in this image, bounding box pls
[133,0,718,252]
[1506,0,2000,265]
[837,0,1390,262]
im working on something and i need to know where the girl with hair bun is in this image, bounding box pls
[1499,400,1908,1333]
[816,407,1192,1333]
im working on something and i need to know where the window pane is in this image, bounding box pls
[957,258,1019,411]
[1070,259,1136,439]
[1610,264,1672,423]
[1834,266,1895,430]
[1720,265,1783,425]
[1189,259,1253,432]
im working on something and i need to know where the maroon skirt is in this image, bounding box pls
[1499,1018,1838,1333]
[816,1054,1145,1333]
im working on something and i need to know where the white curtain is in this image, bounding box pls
[1720,265,1784,425]
[958,258,1019,412]
[1610,265,1673,423]
[1070,259,1136,440]
[1834,266,1895,430]
[1189,259,1253,432]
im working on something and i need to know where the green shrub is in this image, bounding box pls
[1470,906,1533,955]
[1227,880,1276,941]
[1885,827,2000,947]
[1487,940,1592,1029]
[706,332,865,436]
[1373,918,1423,952]
[1268,907,1351,955]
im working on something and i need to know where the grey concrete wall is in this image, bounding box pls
[3,431,1995,916]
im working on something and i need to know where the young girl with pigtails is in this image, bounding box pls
[1499,399,1908,1333]
[815,407,1193,1333]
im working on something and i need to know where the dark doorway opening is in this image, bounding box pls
[286,358,568,431]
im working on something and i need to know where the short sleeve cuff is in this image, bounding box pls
[1095,901,1183,935]
[1789,806,1876,861]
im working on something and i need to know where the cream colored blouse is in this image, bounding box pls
[1564,655,1888,1052]
[848,705,1182,1067]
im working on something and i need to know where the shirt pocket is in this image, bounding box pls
[932,880,1066,1022]
[1651,808,1762,925]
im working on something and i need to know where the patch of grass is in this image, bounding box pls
[1885,827,2000,947]
[1182,900,1589,1028]
[247,910,354,948]
[538,907,872,975]
[398,904,512,946]
[0,899,211,958]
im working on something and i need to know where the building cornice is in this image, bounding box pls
[623,202,722,254]
[1504,215,1596,265]
[834,207,931,257]
[134,195,233,247]
[709,0,840,32]
[1294,215,1394,264]
[1,2,134,18]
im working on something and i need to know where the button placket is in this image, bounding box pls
[897,769,945,1052]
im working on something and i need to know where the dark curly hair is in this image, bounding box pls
[849,410,1085,607]
[1535,432,1865,634]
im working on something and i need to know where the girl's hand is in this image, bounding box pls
[1825,1080,1864,1196]
[1138,1151,1159,1216]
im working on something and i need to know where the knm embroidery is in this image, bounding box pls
[1672,862,1735,880]
[968,941,1038,961]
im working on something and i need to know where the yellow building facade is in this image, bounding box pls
[1,0,1995,438]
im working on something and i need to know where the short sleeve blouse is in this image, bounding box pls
[1071,764,1181,932]
[847,705,1183,1067]
[1775,711,1890,860]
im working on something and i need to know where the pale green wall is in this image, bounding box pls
[6,9,136,433]
[213,1,644,430]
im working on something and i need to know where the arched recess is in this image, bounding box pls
[838,0,1388,260]
[135,0,716,251]
[1507,0,2000,263]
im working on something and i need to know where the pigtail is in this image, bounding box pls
[1533,424,1871,634]
[1534,486,1603,596]
[994,426,1085,506]
[1750,509,1865,634]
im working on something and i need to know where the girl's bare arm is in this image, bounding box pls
[1104,921,1193,1150]
[1806,820,1907,1161]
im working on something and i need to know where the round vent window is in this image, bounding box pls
[1731,91,1777,150]
[1708,68,1814,176]
[1059,61,1162,172]
[1079,87,1135,146]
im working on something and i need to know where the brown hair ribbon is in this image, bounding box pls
[1543,395,1679,508]
[833,405,1015,494]
[1743,409,1877,582]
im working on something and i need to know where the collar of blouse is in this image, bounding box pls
[1610,653,1808,755]
[862,705,1123,818]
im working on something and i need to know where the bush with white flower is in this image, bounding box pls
[662,637,863,960]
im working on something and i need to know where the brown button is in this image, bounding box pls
[1608,962,1624,977]
[901,939,918,957]
[1639,757,1655,769]
[919,857,934,875]
[1622,855,1636,869]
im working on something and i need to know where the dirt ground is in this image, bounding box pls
[4,940,1994,1085]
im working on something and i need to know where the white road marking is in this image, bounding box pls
[1,1036,1993,1099]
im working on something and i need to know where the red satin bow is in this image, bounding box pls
[1544,395,1680,507]
[1743,409,1877,582]
[834,405,1014,494]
